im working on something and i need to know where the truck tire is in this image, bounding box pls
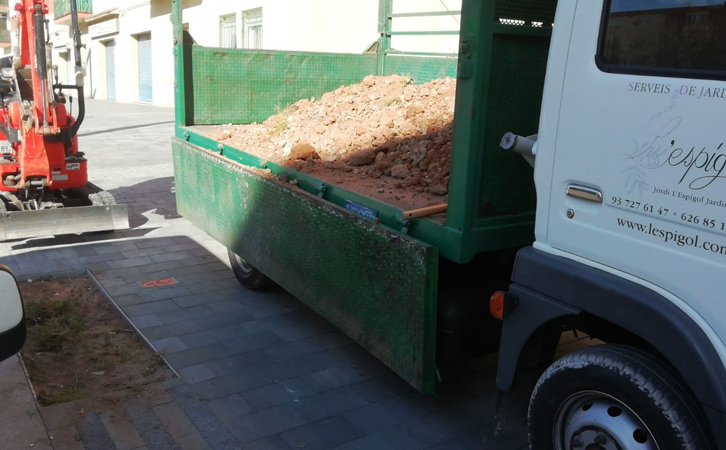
[227,249,273,290]
[528,344,713,450]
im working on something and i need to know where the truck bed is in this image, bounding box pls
[188,123,449,224]
[186,75,456,223]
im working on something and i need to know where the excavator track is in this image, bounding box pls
[73,182,118,206]
[89,191,117,206]
[0,182,129,241]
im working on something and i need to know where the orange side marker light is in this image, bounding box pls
[490,291,505,321]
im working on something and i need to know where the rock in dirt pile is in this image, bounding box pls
[214,75,456,196]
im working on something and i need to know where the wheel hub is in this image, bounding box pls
[232,254,255,275]
[555,392,658,450]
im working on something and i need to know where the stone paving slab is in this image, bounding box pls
[0,355,54,450]
[0,100,534,450]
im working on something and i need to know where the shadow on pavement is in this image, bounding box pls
[109,176,182,228]
[8,228,156,251]
[5,175,181,250]
[0,231,527,449]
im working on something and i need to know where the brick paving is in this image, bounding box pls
[0,100,531,450]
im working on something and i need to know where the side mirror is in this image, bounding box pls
[0,265,25,362]
[0,67,14,81]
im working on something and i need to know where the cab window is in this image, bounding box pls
[598,0,726,78]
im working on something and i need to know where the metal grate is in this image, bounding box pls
[105,41,115,100]
[219,13,237,48]
[242,8,263,49]
[496,0,557,26]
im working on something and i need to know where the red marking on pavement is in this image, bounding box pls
[137,277,178,288]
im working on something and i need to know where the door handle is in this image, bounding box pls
[566,184,603,203]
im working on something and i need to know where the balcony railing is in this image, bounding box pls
[54,0,93,22]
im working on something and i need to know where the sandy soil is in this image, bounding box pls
[19,276,173,406]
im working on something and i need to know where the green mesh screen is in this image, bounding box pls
[496,0,557,24]
[189,47,460,125]
[382,55,458,81]
[478,33,549,217]
[190,47,378,125]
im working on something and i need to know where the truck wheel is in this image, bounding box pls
[528,344,712,450]
[227,249,273,290]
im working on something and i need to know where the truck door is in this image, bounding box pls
[546,1,726,336]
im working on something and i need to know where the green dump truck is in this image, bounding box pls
[172,0,726,447]
[171,0,540,394]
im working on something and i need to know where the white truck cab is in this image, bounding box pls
[498,0,726,448]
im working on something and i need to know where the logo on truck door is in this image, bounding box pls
[666,141,726,190]
[611,84,726,246]
[621,96,726,193]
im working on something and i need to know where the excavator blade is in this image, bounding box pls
[0,204,129,241]
[0,183,130,241]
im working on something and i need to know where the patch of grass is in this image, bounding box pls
[23,365,47,384]
[268,105,291,136]
[384,97,399,107]
[127,384,144,394]
[36,385,85,406]
[141,366,158,377]
[268,113,288,136]
[24,298,85,352]
[95,360,116,372]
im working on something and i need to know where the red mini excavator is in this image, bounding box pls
[0,0,128,240]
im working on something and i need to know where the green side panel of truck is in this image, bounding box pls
[382,55,458,81]
[172,138,439,393]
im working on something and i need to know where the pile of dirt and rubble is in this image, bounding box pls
[209,75,456,208]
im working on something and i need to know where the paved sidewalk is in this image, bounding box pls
[0,355,53,449]
[0,100,533,450]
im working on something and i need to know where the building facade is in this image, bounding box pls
[43,0,460,107]
[0,0,11,54]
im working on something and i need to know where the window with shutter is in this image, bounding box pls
[242,8,262,50]
[219,13,237,48]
